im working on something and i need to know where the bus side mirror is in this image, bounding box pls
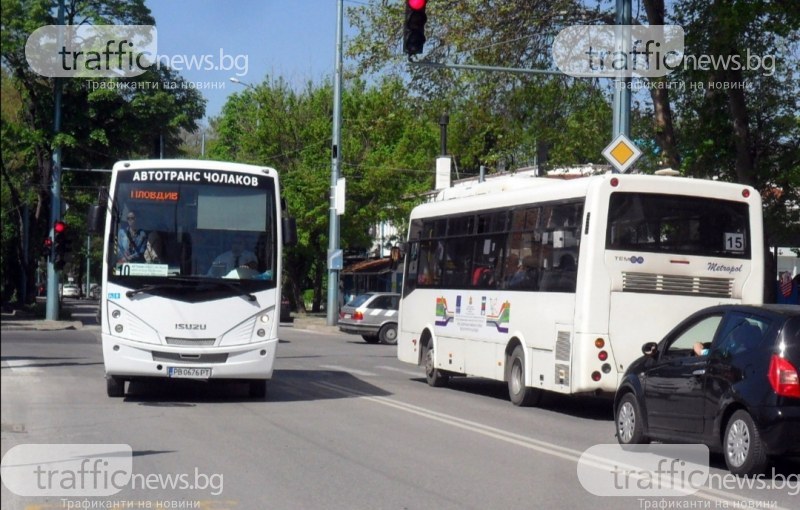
[87,204,104,234]
[282,217,297,247]
[390,244,403,270]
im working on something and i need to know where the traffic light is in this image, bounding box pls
[53,220,68,271]
[403,0,427,56]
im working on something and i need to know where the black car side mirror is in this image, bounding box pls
[642,342,659,357]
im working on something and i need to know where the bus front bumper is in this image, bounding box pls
[102,335,277,380]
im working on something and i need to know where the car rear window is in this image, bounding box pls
[348,294,373,307]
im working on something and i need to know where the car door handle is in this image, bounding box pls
[692,369,706,376]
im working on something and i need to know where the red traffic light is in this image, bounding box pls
[408,0,426,10]
[54,220,67,234]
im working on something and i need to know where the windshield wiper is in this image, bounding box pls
[126,283,188,298]
[126,276,257,301]
[155,276,258,301]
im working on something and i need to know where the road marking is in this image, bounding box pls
[375,365,424,377]
[2,360,44,373]
[312,380,791,510]
[318,364,377,377]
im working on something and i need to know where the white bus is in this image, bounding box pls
[397,173,764,405]
[89,160,296,398]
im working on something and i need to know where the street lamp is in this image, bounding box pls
[229,77,255,90]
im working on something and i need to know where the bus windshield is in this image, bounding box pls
[107,171,278,289]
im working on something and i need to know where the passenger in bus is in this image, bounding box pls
[509,256,539,290]
[117,211,147,263]
[207,235,257,276]
[144,231,164,263]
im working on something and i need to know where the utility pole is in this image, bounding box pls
[46,0,65,320]
[327,0,344,325]
[612,0,632,139]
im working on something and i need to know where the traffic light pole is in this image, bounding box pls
[46,0,65,321]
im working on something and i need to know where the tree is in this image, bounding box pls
[1,0,206,304]
[209,76,437,312]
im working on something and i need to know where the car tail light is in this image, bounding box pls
[768,355,800,398]
[353,311,364,321]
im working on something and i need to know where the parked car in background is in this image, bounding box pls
[89,284,101,300]
[61,283,81,298]
[614,304,799,476]
[338,292,400,344]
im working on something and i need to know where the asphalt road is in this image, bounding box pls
[1,311,797,509]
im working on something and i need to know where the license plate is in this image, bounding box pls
[343,313,351,319]
[168,367,212,379]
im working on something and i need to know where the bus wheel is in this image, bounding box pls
[507,346,541,407]
[249,380,268,400]
[424,343,449,387]
[106,376,125,398]
[616,393,647,444]
[379,323,398,345]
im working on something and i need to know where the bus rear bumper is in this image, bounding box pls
[102,335,277,380]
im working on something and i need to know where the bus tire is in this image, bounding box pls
[379,323,398,345]
[724,410,767,476]
[507,346,540,407]
[424,342,449,387]
[615,393,647,445]
[249,380,268,400]
[106,376,125,398]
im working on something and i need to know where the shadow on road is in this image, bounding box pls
[411,377,614,422]
[121,369,391,405]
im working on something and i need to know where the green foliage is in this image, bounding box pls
[1,0,205,304]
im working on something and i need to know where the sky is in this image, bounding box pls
[147,0,350,123]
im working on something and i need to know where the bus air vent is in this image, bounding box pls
[622,272,733,298]
[555,331,571,362]
[165,337,216,346]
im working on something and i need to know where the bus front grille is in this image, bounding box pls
[165,337,216,346]
[622,272,733,298]
[152,352,228,363]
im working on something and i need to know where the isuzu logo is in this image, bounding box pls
[175,323,207,330]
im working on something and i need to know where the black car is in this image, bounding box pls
[614,304,799,476]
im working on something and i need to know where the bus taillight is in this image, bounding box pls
[598,351,608,361]
[594,338,605,349]
[591,371,602,382]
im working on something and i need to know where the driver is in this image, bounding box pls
[207,235,257,276]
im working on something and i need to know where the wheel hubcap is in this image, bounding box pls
[726,419,750,468]
[511,361,523,394]
[618,402,635,443]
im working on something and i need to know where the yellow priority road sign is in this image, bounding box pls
[602,134,642,173]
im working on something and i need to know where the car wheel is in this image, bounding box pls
[616,393,648,445]
[106,376,125,398]
[424,342,449,387]
[249,380,268,400]
[379,323,398,345]
[506,345,541,406]
[724,410,768,476]
[361,334,380,344]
